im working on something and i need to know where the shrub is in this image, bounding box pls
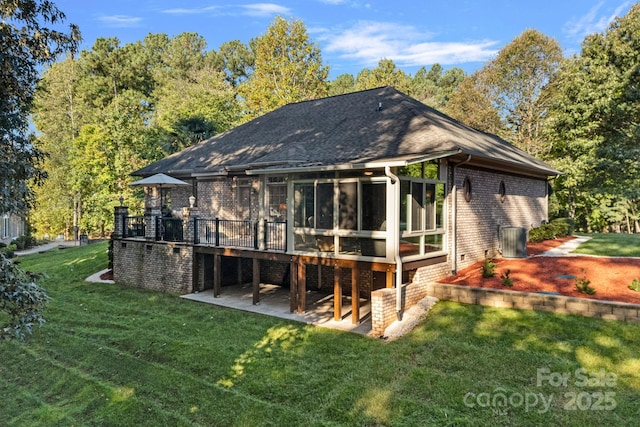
[529,218,574,243]
[0,244,17,258]
[551,217,575,235]
[574,269,595,295]
[13,235,36,250]
[500,269,513,287]
[629,278,640,292]
[482,259,497,278]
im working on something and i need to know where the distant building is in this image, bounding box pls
[1,213,25,245]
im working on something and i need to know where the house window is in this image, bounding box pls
[293,179,387,257]
[399,174,446,258]
[400,180,444,233]
[267,177,287,221]
[2,215,9,238]
[499,180,506,203]
[236,178,253,220]
[463,177,472,202]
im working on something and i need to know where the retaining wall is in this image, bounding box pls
[428,282,640,322]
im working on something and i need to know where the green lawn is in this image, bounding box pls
[573,233,640,257]
[1,242,639,426]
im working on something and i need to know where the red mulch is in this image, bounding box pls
[439,236,640,304]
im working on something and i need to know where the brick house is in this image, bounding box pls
[1,213,25,246]
[112,86,559,335]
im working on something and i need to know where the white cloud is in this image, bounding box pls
[162,3,290,18]
[564,1,631,39]
[97,15,143,28]
[241,3,292,17]
[320,21,498,68]
[162,6,220,15]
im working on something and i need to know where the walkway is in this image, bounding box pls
[14,240,79,256]
[537,235,592,257]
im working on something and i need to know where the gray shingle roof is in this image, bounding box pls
[134,86,559,178]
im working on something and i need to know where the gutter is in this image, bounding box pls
[384,166,404,321]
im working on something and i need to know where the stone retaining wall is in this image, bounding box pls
[428,282,640,322]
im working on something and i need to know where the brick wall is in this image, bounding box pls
[428,283,640,322]
[194,177,260,221]
[113,239,193,294]
[454,166,548,272]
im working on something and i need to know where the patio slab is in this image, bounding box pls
[180,283,373,335]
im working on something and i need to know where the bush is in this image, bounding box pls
[482,259,497,278]
[0,244,17,258]
[13,235,36,250]
[575,269,596,295]
[529,218,574,243]
[629,278,640,292]
[500,269,513,287]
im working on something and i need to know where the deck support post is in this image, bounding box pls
[352,266,360,324]
[252,258,260,305]
[290,261,298,313]
[213,254,221,297]
[297,260,306,314]
[334,264,342,321]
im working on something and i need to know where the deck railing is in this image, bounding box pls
[195,218,286,251]
[125,216,146,237]
[157,217,184,242]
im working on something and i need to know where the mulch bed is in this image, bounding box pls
[439,236,640,304]
[100,270,113,280]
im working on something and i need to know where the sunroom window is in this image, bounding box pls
[293,179,387,257]
[398,160,446,258]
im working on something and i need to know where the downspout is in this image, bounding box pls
[384,166,403,320]
[452,155,472,275]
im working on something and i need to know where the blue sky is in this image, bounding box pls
[55,0,633,78]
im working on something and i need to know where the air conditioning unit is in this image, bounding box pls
[502,227,527,258]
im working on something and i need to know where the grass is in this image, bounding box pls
[1,242,639,426]
[573,233,640,257]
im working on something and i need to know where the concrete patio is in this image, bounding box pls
[180,283,374,335]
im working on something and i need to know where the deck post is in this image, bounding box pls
[386,269,394,288]
[289,261,298,312]
[252,258,260,305]
[297,260,306,313]
[334,264,342,321]
[213,254,221,297]
[352,266,360,324]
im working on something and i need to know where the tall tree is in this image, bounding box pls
[482,29,563,156]
[0,0,78,340]
[545,4,640,232]
[445,73,503,135]
[239,16,329,117]
[32,57,83,237]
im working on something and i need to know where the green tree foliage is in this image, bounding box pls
[354,58,411,92]
[409,64,466,109]
[445,72,504,135]
[31,57,81,237]
[545,4,640,232]
[1,0,78,340]
[0,254,49,340]
[240,16,329,117]
[482,29,563,156]
[32,31,244,235]
[329,73,356,96]
[448,29,562,156]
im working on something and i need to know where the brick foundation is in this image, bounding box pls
[113,239,193,294]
